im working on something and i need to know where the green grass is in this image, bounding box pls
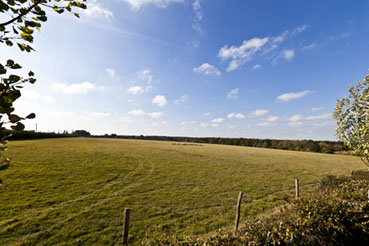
[0,138,364,245]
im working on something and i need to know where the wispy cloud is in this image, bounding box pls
[282,49,295,60]
[148,112,163,118]
[302,43,318,51]
[227,88,239,99]
[306,113,331,121]
[227,113,245,119]
[152,95,167,107]
[211,118,224,123]
[122,0,184,10]
[127,86,144,95]
[252,64,261,70]
[128,109,146,116]
[277,90,311,102]
[251,109,269,117]
[174,94,188,104]
[266,115,279,122]
[106,68,115,77]
[200,123,219,128]
[288,114,304,127]
[312,107,323,112]
[192,0,204,31]
[51,82,104,94]
[219,37,269,71]
[219,26,307,71]
[193,63,221,76]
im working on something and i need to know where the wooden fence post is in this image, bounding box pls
[122,208,131,246]
[234,192,243,232]
[295,179,299,199]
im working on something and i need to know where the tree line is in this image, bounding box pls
[93,134,346,154]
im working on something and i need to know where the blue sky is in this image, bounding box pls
[3,0,369,140]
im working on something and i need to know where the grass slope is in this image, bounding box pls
[0,138,364,245]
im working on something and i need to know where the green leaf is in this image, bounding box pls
[11,122,25,131]
[6,40,13,46]
[8,114,21,123]
[25,113,36,119]
[8,74,20,83]
[17,43,25,51]
[6,60,14,67]
[0,64,6,75]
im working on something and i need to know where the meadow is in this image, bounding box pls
[0,138,364,245]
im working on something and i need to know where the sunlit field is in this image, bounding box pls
[0,138,364,245]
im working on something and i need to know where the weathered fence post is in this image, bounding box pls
[234,192,243,232]
[295,179,299,199]
[122,208,131,246]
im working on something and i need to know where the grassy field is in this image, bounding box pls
[0,138,364,245]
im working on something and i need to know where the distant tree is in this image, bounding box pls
[0,0,87,184]
[333,72,369,168]
[73,130,91,137]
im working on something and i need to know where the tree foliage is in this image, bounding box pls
[0,0,86,184]
[333,73,369,167]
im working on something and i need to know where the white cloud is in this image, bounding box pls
[106,68,115,77]
[277,90,311,102]
[174,94,188,104]
[227,113,245,119]
[266,115,279,122]
[200,123,219,128]
[211,118,224,123]
[203,112,212,116]
[152,95,167,107]
[283,49,295,60]
[127,86,144,94]
[193,63,221,76]
[51,82,104,94]
[91,112,111,118]
[306,113,331,121]
[148,112,163,118]
[218,37,269,71]
[252,64,261,70]
[128,109,146,116]
[122,0,184,10]
[227,88,239,99]
[218,26,306,71]
[251,109,269,117]
[83,0,113,20]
